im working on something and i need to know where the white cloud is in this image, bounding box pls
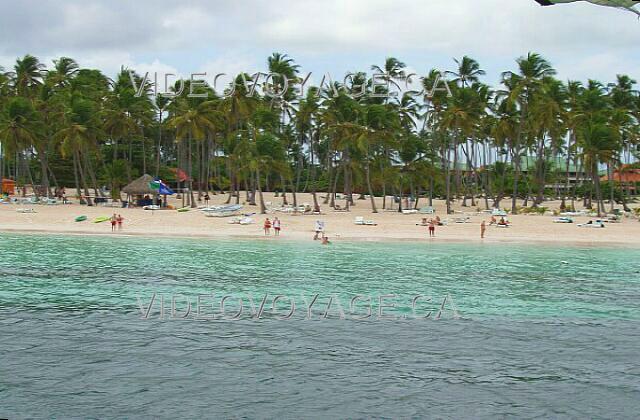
[0,0,638,85]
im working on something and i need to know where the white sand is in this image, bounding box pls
[2,193,639,246]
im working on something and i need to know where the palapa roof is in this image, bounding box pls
[122,174,156,195]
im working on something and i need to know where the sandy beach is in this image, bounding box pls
[2,192,639,246]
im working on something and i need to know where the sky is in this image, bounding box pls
[0,0,639,89]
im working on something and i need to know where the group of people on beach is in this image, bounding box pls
[420,216,497,239]
[263,217,281,236]
[489,216,510,227]
[261,217,330,244]
[110,214,124,232]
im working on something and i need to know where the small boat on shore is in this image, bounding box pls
[553,217,574,224]
[203,204,243,217]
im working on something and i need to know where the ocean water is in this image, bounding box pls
[1,234,639,418]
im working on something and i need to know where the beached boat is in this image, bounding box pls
[93,216,110,223]
[578,220,605,228]
[203,204,243,217]
[75,215,87,222]
[553,217,574,223]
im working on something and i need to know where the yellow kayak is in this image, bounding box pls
[93,216,111,223]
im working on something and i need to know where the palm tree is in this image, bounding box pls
[10,55,45,97]
[447,56,486,88]
[500,52,556,213]
[167,99,218,207]
[371,57,407,94]
[561,80,584,210]
[0,97,42,192]
[578,116,619,215]
[55,96,101,204]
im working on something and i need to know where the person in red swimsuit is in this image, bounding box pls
[263,218,272,236]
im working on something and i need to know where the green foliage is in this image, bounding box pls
[0,52,638,214]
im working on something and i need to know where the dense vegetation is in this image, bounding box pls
[0,53,638,214]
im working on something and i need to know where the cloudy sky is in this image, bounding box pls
[1,0,639,87]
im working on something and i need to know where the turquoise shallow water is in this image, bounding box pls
[1,234,640,418]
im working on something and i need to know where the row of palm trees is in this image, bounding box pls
[0,52,638,214]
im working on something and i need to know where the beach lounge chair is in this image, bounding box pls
[402,209,418,215]
[606,214,621,223]
[578,220,605,228]
[354,216,377,226]
[333,204,348,212]
[419,206,435,215]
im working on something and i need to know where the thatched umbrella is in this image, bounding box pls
[122,174,156,196]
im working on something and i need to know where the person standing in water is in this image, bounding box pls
[428,219,435,237]
[273,217,281,236]
[263,218,272,236]
[110,214,117,232]
[481,220,486,239]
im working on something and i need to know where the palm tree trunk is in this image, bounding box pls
[511,150,521,214]
[561,131,575,210]
[82,148,101,197]
[38,151,51,198]
[365,156,377,213]
[188,137,196,208]
[608,161,615,213]
[324,155,332,205]
[72,152,82,200]
[444,147,452,215]
[155,111,162,177]
[257,167,266,214]
[75,150,92,206]
[279,175,288,205]
[593,161,604,216]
